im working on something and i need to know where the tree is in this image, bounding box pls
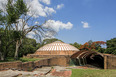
[18,38,37,57]
[0,28,14,60]
[0,0,56,60]
[70,42,81,49]
[2,0,28,60]
[80,40,106,52]
[0,36,38,59]
[105,38,116,55]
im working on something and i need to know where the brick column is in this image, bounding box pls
[104,55,108,69]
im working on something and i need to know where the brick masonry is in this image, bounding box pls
[0,56,70,71]
[104,54,116,69]
[1,54,116,71]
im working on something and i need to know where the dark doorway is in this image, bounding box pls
[86,54,104,68]
[70,51,104,69]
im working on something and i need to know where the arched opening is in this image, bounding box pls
[85,54,104,68]
[71,51,104,69]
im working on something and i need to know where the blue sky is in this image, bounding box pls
[1,0,115,44]
[49,0,116,44]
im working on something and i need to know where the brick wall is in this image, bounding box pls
[104,54,116,69]
[48,56,70,66]
[0,61,22,71]
[0,56,70,71]
[2,55,116,70]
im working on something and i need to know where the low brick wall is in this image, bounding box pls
[0,61,22,71]
[0,56,70,71]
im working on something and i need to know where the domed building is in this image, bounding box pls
[27,41,79,58]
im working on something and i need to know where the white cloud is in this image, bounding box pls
[45,31,55,38]
[27,31,35,38]
[44,6,56,15]
[57,4,64,9]
[43,20,73,32]
[0,0,7,12]
[40,0,51,5]
[81,21,90,28]
[26,0,46,17]
[27,19,73,41]
[35,21,39,24]
[12,19,29,31]
[25,0,55,18]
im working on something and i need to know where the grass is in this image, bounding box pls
[71,69,116,77]
[19,57,44,62]
[0,57,44,63]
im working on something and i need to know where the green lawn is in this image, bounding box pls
[71,69,116,77]
[0,57,44,62]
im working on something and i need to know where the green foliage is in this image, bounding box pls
[105,38,116,55]
[0,28,14,60]
[70,42,81,49]
[106,38,116,48]
[0,57,43,62]
[2,0,28,60]
[13,31,25,40]
[18,38,37,57]
[0,10,6,25]
[6,0,28,24]
[6,0,18,24]
[97,47,105,53]
[19,58,43,62]
[0,29,38,59]
[0,57,19,62]
[15,0,28,15]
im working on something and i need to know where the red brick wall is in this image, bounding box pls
[0,61,22,71]
[0,56,70,71]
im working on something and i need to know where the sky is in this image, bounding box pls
[51,0,116,44]
[0,0,116,44]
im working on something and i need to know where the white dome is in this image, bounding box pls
[36,41,79,51]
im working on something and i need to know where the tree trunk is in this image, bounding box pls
[0,40,4,60]
[14,39,22,60]
[0,52,4,60]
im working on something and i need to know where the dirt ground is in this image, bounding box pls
[0,65,100,77]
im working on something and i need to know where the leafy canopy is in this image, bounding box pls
[105,38,116,55]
